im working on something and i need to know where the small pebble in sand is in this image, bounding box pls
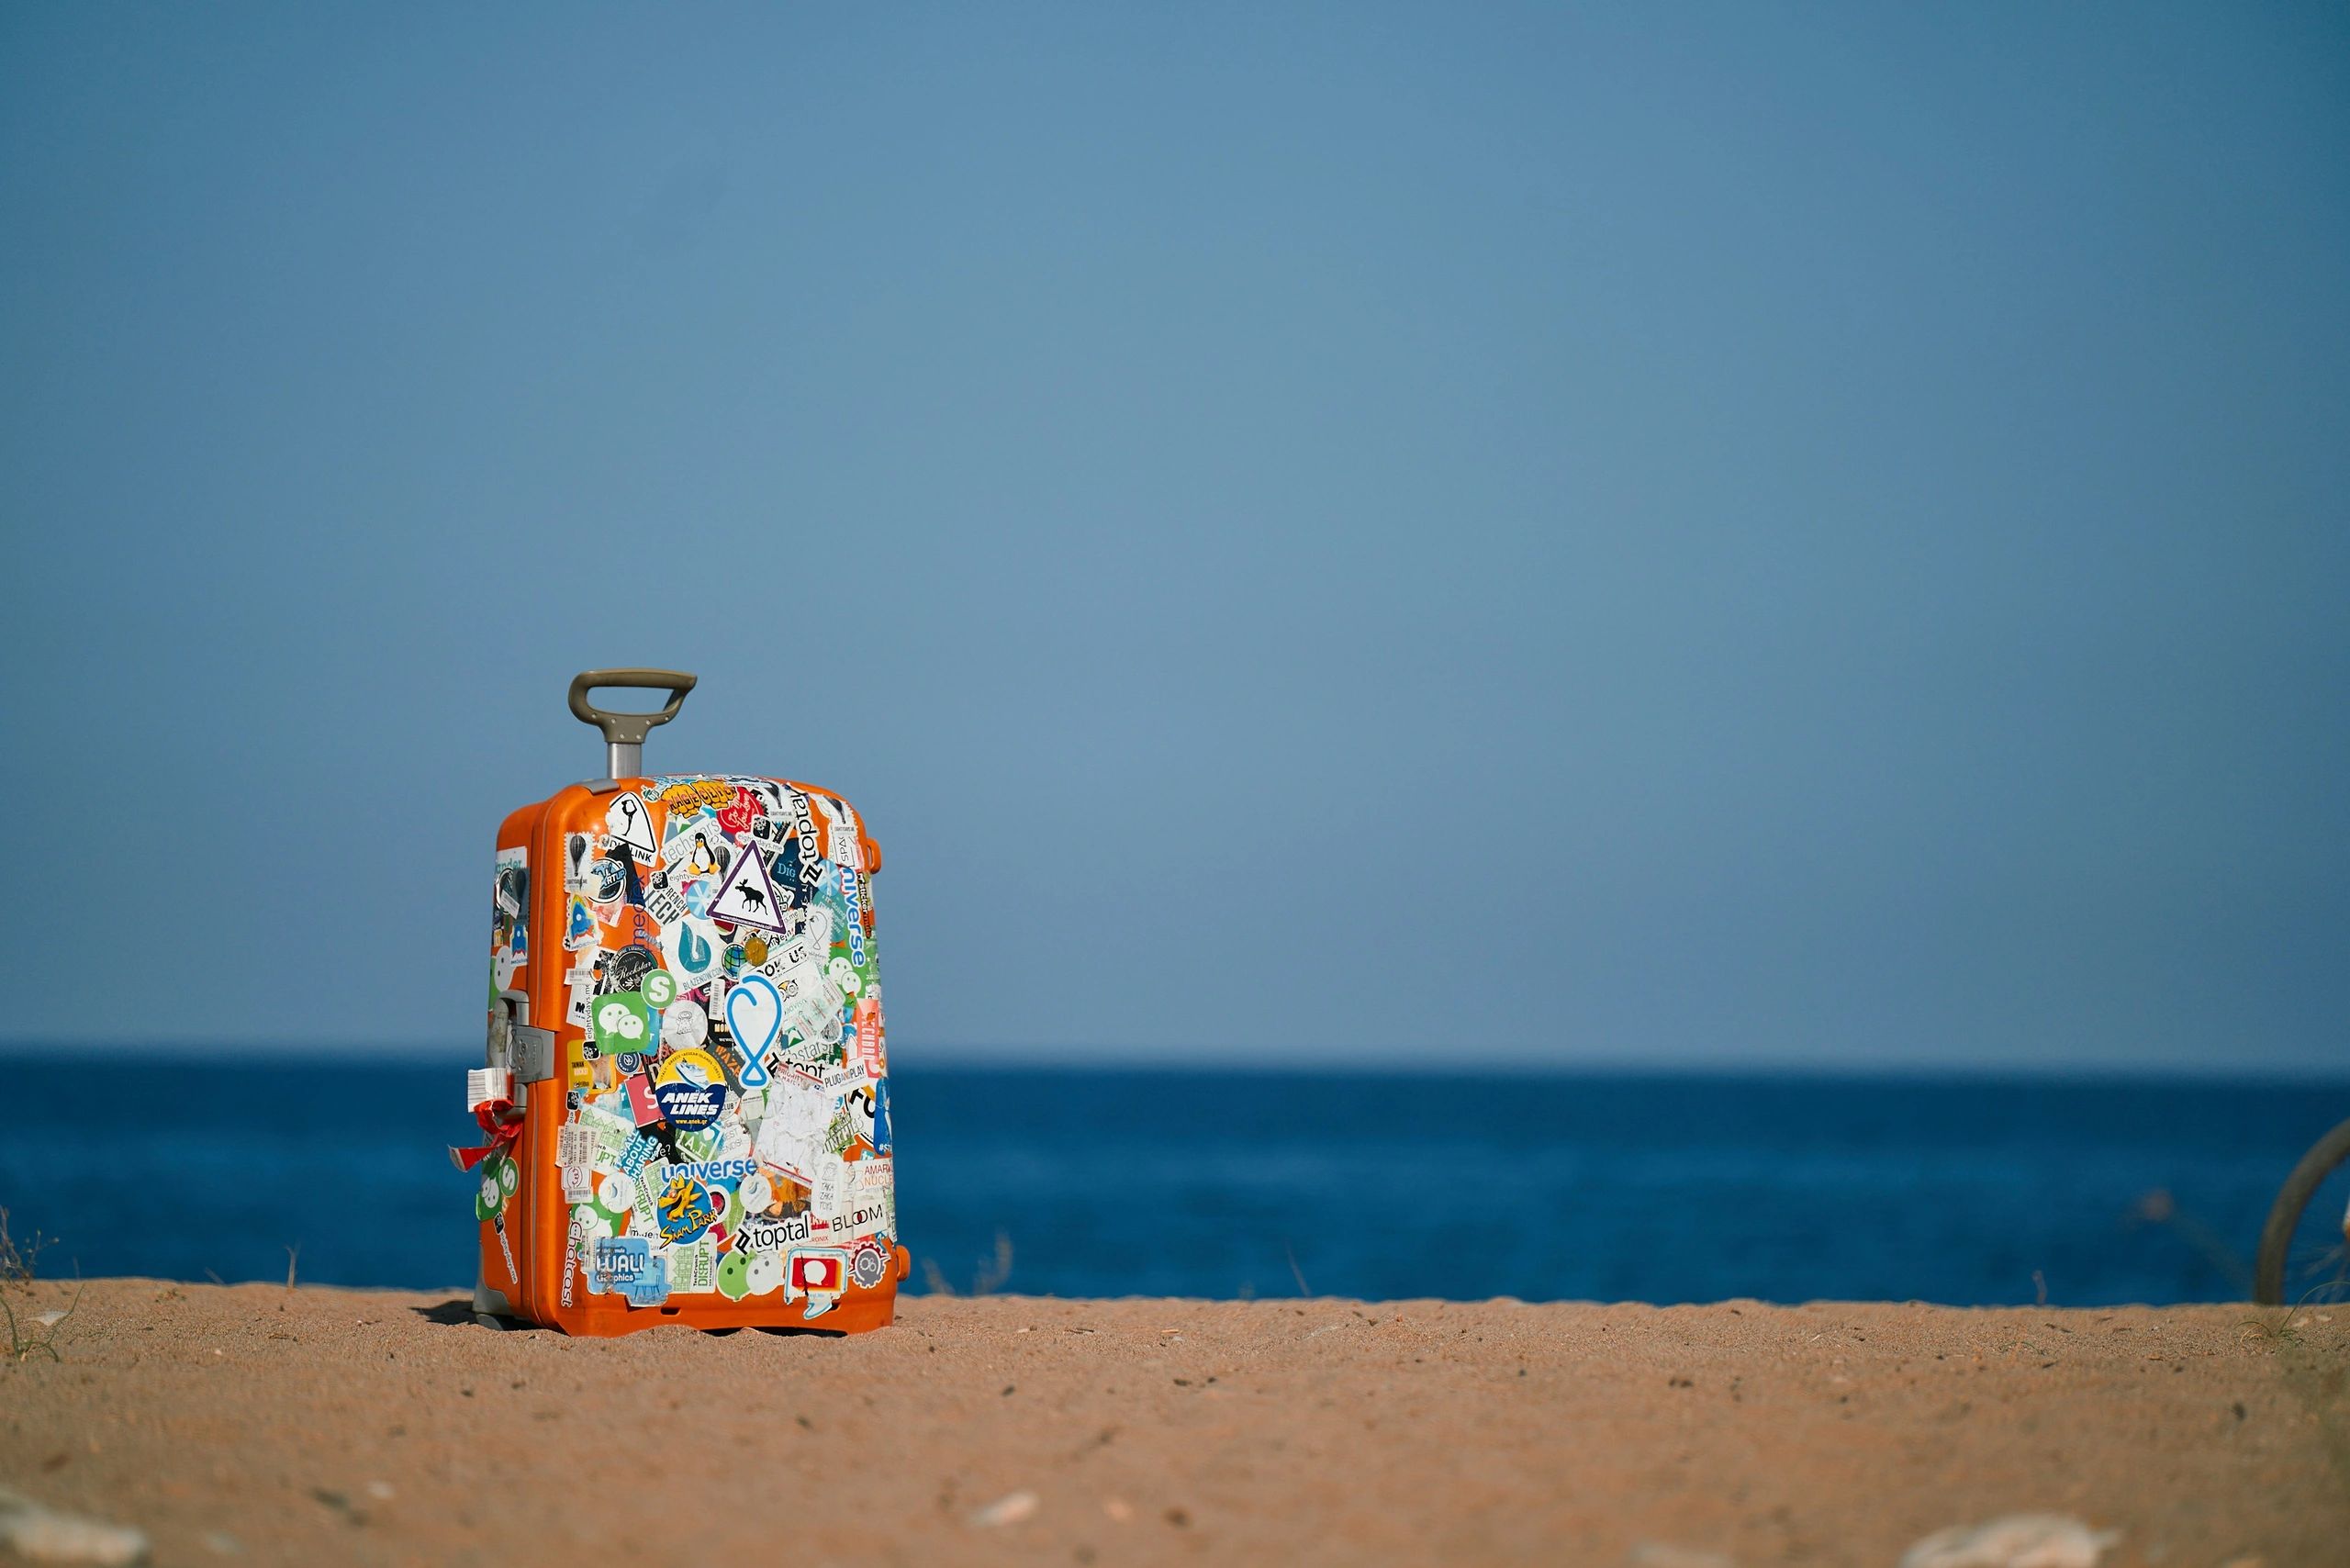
[1102,1498,1135,1524]
[34,1310,66,1328]
[1899,1514,2120,1568]
[200,1532,241,1557]
[364,1481,395,1501]
[1629,1545,1735,1568]
[968,1491,1039,1528]
[0,1487,150,1566]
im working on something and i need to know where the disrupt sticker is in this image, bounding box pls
[670,1237,718,1294]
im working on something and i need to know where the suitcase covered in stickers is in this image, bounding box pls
[461,669,905,1336]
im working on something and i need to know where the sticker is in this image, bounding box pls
[610,921,657,969]
[722,975,782,1087]
[652,778,734,812]
[716,1249,753,1300]
[660,999,709,1053]
[837,861,867,966]
[642,879,684,925]
[663,820,728,878]
[669,1236,718,1293]
[588,1237,669,1306]
[467,1066,510,1112]
[563,1211,587,1307]
[849,1238,890,1290]
[789,1247,848,1316]
[474,1151,519,1221]
[491,846,529,993]
[476,1152,520,1285]
[642,969,677,1010]
[813,793,862,870]
[738,1212,811,1252]
[653,1049,728,1130]
[789,789,821,886]
[717,784,767,836]
[588,857,628,903]
[606,793,660,859]
[662,914,721,984]
[597,1169,636,1216]
[593,992,650,1053]
[624,1073,666,1131]
[851,991,885,1076]
[707,837,791,932]
[751,1076,833,1182]
[652,1170,719,1244]
[845,1082,882,1151]
[744,1249,786,1296]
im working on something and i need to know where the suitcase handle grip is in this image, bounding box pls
[569,669,697,778]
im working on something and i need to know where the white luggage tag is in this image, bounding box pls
[468,1067,513,1113]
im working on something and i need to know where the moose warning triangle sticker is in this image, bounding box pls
[606,792,660,860]
[707,843,789,933]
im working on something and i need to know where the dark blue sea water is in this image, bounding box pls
[5,1058,2344,1305]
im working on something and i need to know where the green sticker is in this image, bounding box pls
[593,991,651,1053]
[643,970,677,1010]
[475,1153,519,1222]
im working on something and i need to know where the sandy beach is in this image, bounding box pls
[2,1281,2344,1566]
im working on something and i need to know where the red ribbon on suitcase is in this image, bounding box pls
[449,1100,525,1172]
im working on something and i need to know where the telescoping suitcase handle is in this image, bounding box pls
[568,668,698,779]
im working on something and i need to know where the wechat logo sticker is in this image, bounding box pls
[474,1153,520,1222]
[642,970,677,1010]
[593,992,650,1053]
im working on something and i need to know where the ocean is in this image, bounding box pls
[6,1059,2344,1306]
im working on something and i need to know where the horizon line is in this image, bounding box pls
[2,1038,2344,1083]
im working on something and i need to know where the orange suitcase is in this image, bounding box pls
[459,669,906,1335]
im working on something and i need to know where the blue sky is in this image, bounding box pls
[3,4,2344,1069]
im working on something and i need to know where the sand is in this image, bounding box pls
[0,1281,2344,1567]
